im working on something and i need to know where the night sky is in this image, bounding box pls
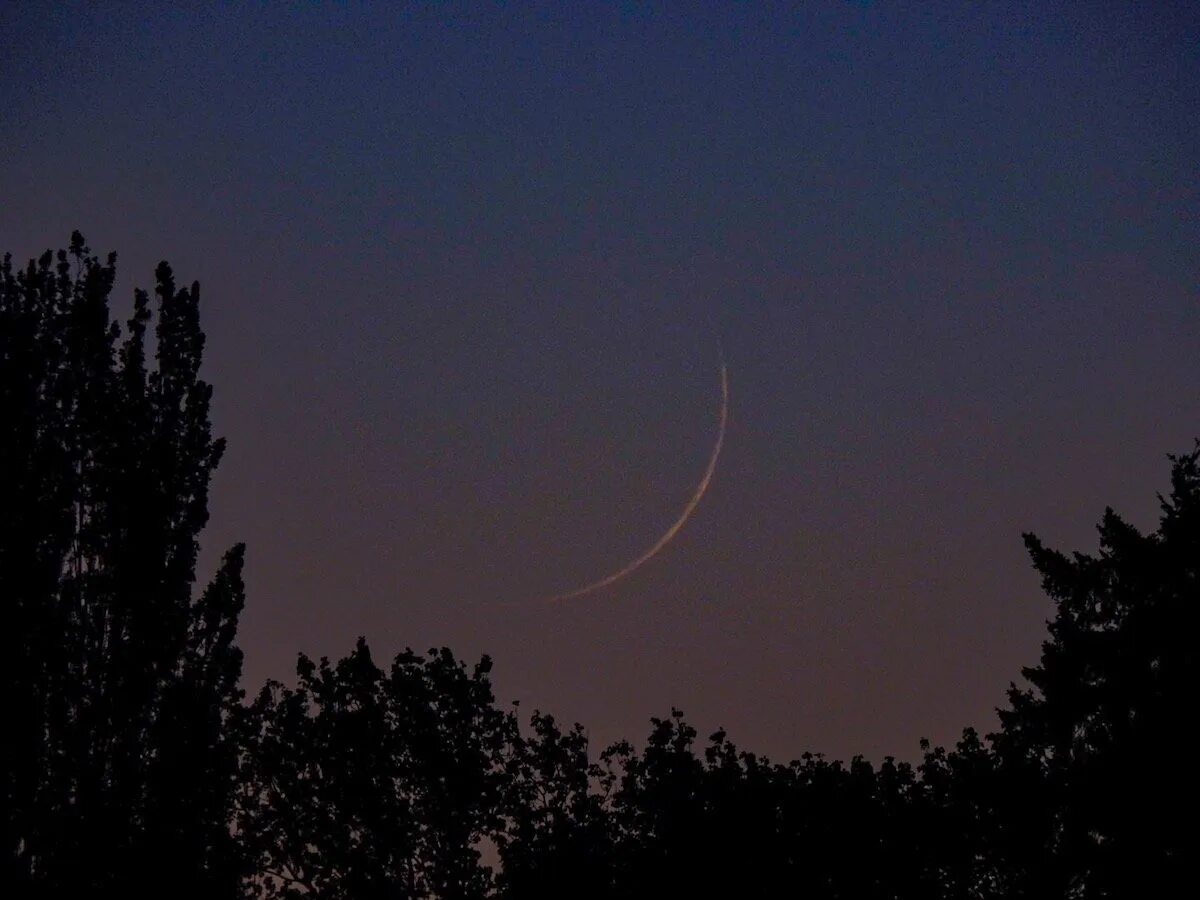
[2,2,1197,762]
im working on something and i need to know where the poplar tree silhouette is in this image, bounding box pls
[1,234,245,896]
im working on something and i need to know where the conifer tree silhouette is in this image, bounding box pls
[993,445,1198,897]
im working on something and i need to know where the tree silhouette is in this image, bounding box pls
[3,234,1192,899]
[493,448,1199,898]
[993,445,1199,897]
[1,235,245,896]
[497,711,617,899]
[239,639,511,899]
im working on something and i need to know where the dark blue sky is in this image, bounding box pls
[2,2,1197,760]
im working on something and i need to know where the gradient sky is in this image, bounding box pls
[2,2,1197,762]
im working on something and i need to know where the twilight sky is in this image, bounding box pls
[2,2,1197,762]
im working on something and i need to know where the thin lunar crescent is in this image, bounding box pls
[550,346,729,602]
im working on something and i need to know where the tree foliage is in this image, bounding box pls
[994,448,1198,896]
[1,235,245,895]
[238,639,511,899]
[2,235,1191,898]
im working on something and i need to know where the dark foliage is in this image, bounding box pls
[497,711,617,899]
[238,639,511,899]
[3,236,1192,898]
[993,448,1198,896]
[1,235,245,895]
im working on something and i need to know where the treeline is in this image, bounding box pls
[2,237,1192,898]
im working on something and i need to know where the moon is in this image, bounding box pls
[550,345,729,602]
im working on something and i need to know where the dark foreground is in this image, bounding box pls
[3,237,1192,897]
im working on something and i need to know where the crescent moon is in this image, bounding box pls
[550,345,729,602]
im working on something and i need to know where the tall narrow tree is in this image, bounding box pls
[0,234,245,896]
